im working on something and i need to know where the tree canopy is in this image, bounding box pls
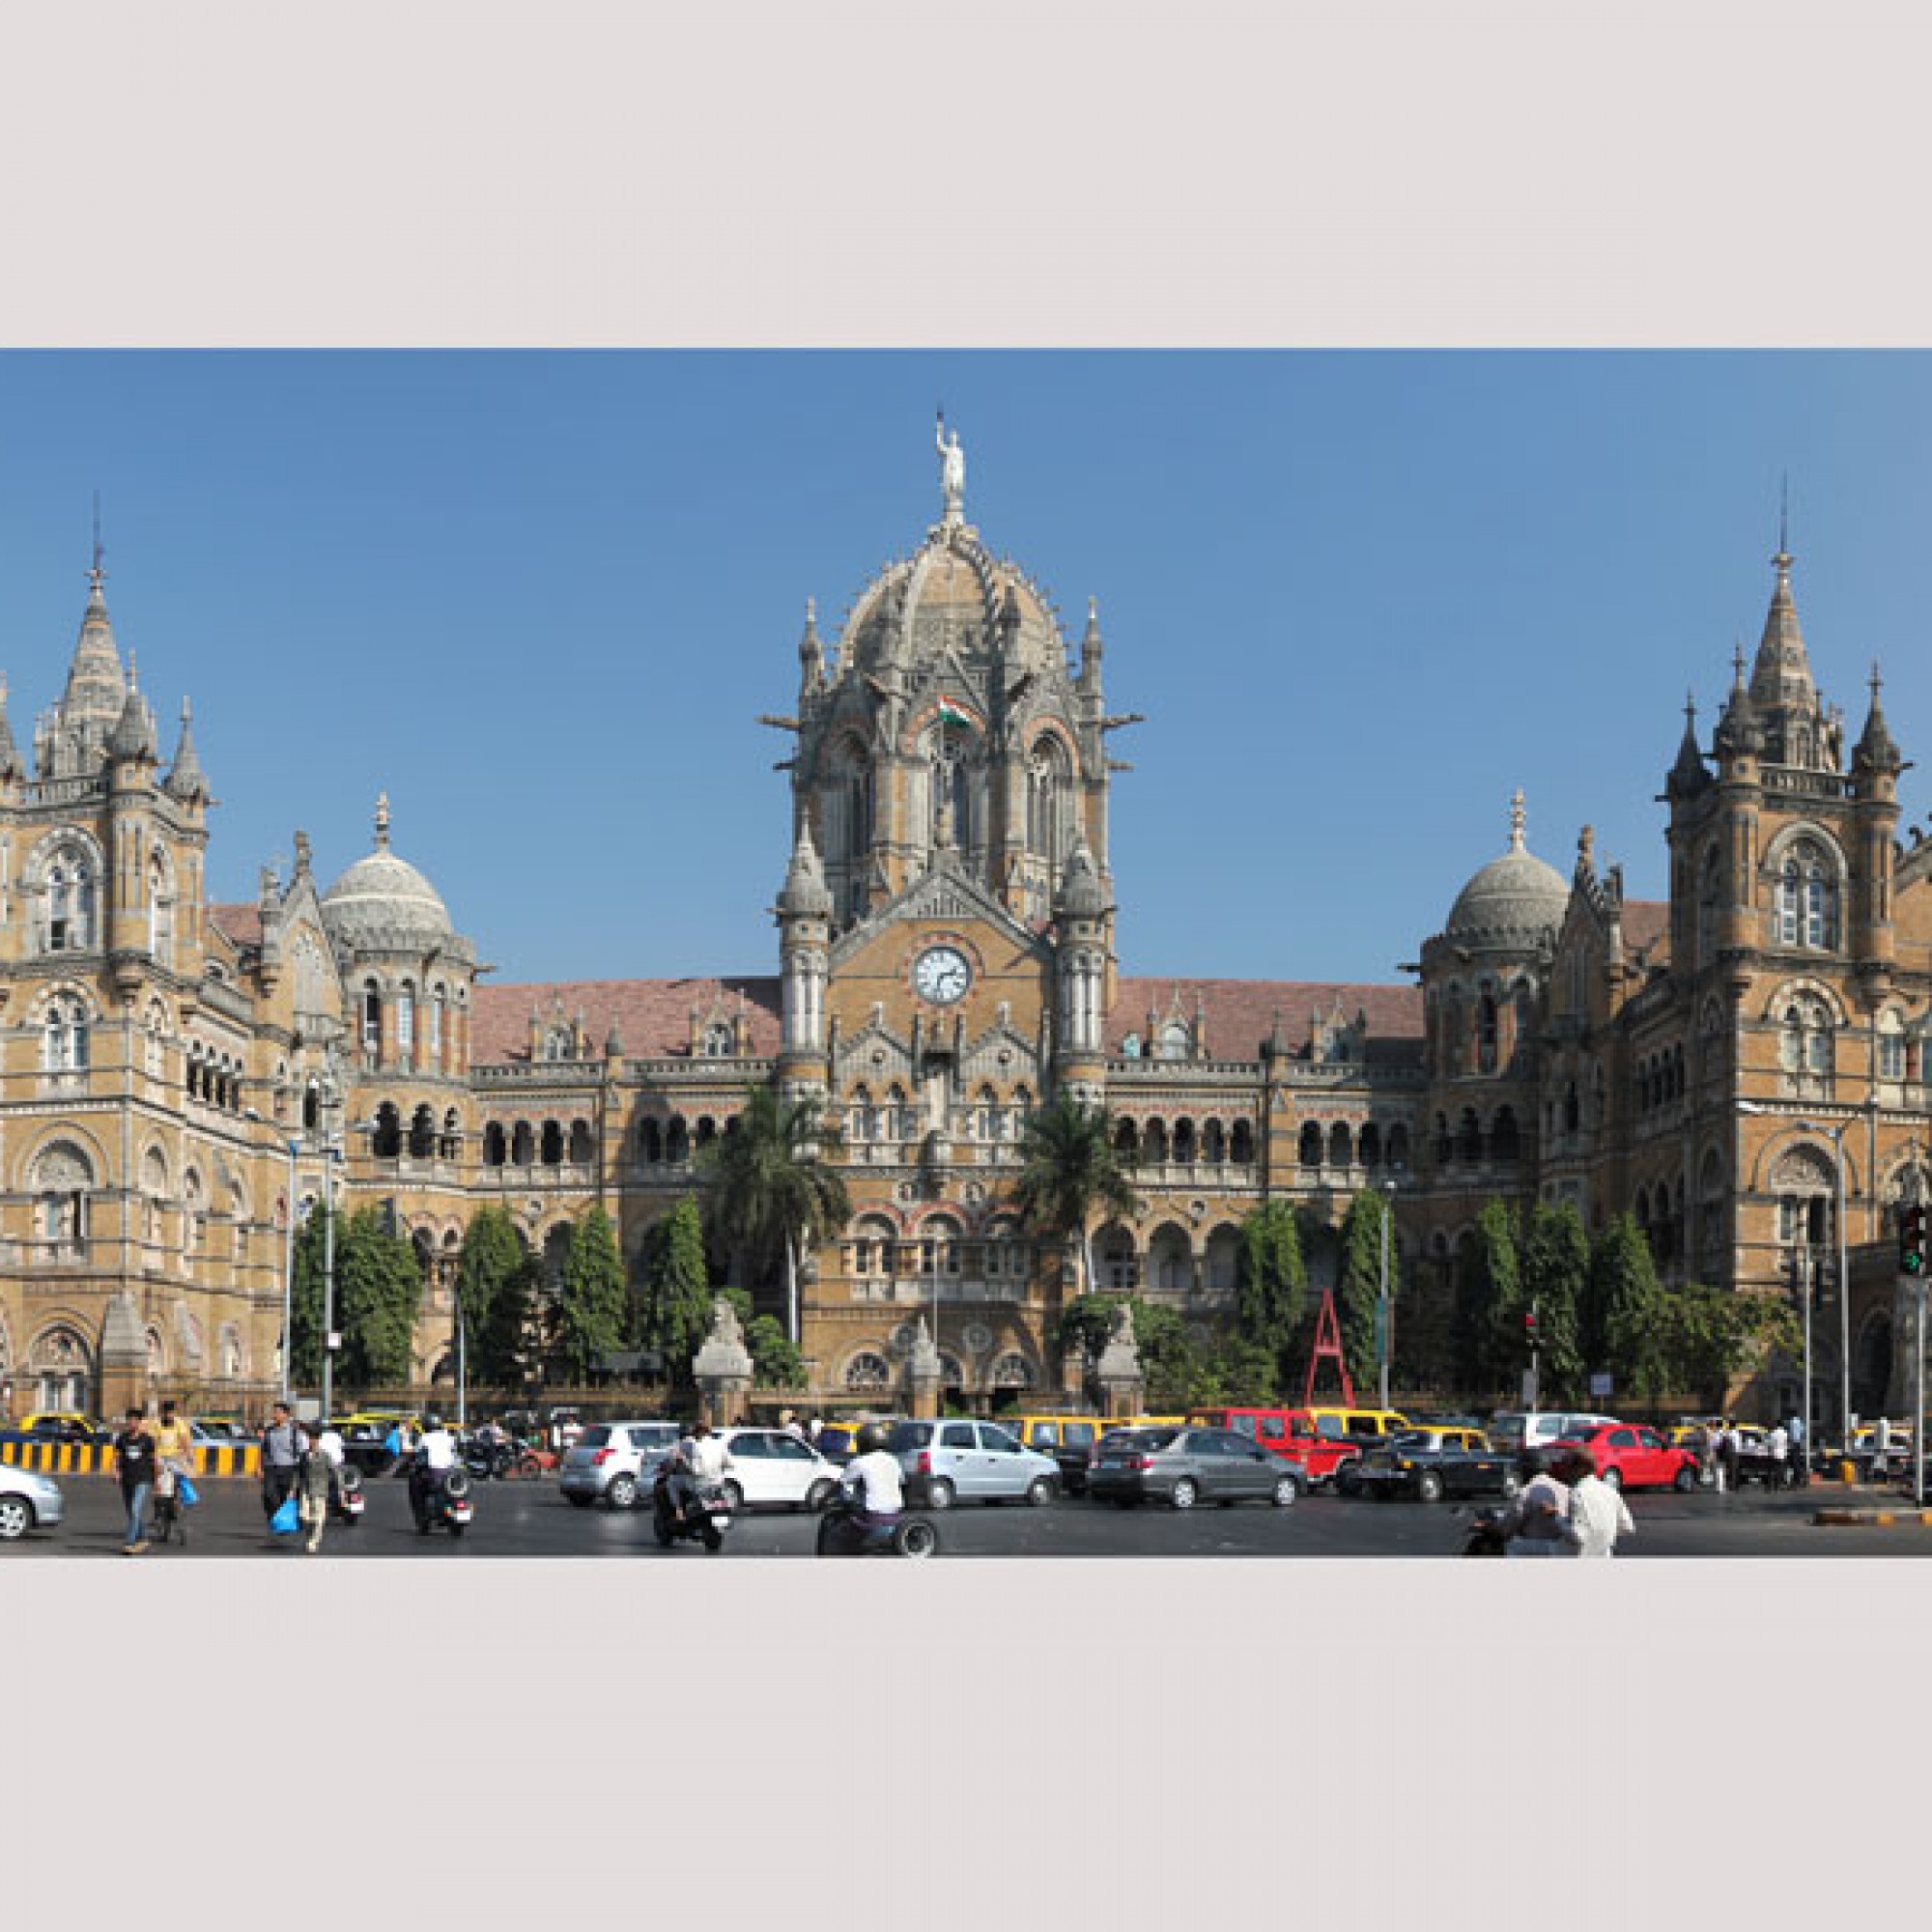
[551,1205,629,1384]
[1009,1093,1139,1293]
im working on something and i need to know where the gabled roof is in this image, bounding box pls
[472,977,782,1065]
[1111,977,1423,1063]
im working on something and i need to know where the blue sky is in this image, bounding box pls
[1,350,1929,991]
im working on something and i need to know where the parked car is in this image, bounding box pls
[559,1420,683,1508]
[1087,1426,1302,1511]
[1004,1415,1108,1495]
[712,1428,842,1512]
[1345,1429,1521,1504]
[1487,1411,1619,1455]
[1188,1406,1360,1489]
[13,1412,103,1442]
[0,1462,65,1538]
[888,1419,1062,1509]
[1552,1423,1701,1492]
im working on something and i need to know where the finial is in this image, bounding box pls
[1732,637,1747,682]
[181,696,191,724]
[935,409,966,525]
[1579,824,1596,865]
[127,649,138,688]
[90,492,105,595]
[1508,787,1526,852]
[1685,689,1697,725]
[1871,660,1884,701]
[375,791,391,849]
[806,596,816,627]
[1776,473,1791,565]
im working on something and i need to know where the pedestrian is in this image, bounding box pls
[1561,1444,1635,1556]
[260,1401,307,1531]
[297,1427,334,1554]
[1786,1407,1806,1480]
[1695,1421,1720,1492]
[1717,1418,1740,1494]
[153,1396,197,1501]
[114,1406,157,1554]
[1766,1421,1790,1485]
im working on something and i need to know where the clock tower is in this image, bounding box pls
[768,426,1127,1401]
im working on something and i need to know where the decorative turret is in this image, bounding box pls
[1853,663,1905,783]
[778,819,835,919]
[1747,540,1837,770]
[107,655,157,764]
[1053,837,1110,1077]
[164,697,209,804]
[776,822,831,1072]
[1665,692,1711,800]
[1713,642,1765,764]
[798,598,825,696]
[1053,837,1107,920]
[38,545,128,780]
[1077,596,1104,693]
[0,672,20,782]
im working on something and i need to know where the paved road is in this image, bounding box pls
[13,1472,1932,1556]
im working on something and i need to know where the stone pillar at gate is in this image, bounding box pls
[906,1315,943,1420]
[99,1292,148,1422]
[692,1294,753,1426]
[1093,1302,1145,1419]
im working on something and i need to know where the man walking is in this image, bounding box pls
[260,1402,307,1533]
[113,1406,157,1555]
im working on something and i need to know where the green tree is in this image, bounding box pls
[1593,1213,1671,1405]
[746,1313,807,1388]
[1131,1299,1215,1410]
[1056,1291,1129,1371]
[458,1204,536,1386]
[1208,1334,1280,1406]
[699,1085,850,1340]
[553,1206,628,1383]
[1336,1190,1398,1394]
[1520,1201,1589,1406]
[636,1196,712,1383]
[1661,1280,1802,1411]
[1454,1200,1520,1399]
[334,1207,425,1388]
[288,1206,330,1390]
[1234,1201,1306,1379]
[1010,1093,1140,1295]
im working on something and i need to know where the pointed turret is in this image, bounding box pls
[798,597,825,696]
[1054,837,1107,918]
[1666,691,1711,799]
[778,819,835,918]
[164,696,209,802]
[1747,534,1837,768]
[39,544,128,779]
[1714,641,1765,762]
[107,652,157,763]
[0,672,20,781]
[1077,595,1104,691]
[1853,662,1905,780]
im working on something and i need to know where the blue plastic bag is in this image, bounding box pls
[270,1492,301,1536]
[177,1474,200,1508]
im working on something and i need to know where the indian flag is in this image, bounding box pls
[938,699,973,729]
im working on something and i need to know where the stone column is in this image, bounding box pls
[99,1291,149,1422]
[1094,1309,1145,1419]
[906,1315,943,1420]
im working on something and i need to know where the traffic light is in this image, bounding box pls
[1523,1308,1541,1344]
[1900,1204,1928,1277]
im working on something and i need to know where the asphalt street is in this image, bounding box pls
[13,1471,1932,1557]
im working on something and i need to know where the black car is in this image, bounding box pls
[1346,1429,1522,1504]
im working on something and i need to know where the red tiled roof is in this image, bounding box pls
[472,977,782,1064]
[209,902,262,949]
[1111,976,1423,1062]
[1623,899,1669,956]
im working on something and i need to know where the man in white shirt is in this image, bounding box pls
[1562,1447,1634,1557]
[838,1422,905,1548]
[411,1412,459,1519]
[668,1420,735,1517]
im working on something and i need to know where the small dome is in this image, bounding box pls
[319,794,456,953]
[1442,793,1568,948]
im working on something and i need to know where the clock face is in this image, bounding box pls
[913,945,972,1005]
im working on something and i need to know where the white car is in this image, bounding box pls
[559,1420,683,1509]
[712,1429,842,1513]
[0,1462,65,1539]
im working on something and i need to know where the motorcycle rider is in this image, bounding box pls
[412,1411,460,1521]
[668,1419,734,1519]
[837,1421,905,1549]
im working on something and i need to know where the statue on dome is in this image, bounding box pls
[936,412,966,522]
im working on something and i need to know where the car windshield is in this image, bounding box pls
[578,1426,612,1449]
[1391,1432,1433,1450]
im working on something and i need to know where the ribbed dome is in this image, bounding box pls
[1443,795,1568,947]
[319,795,456,952]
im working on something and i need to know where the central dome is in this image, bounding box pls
[1443,797,1569,948]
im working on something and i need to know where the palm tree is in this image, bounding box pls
[699,1084,850,1343]
[1010,1092,1140,1297]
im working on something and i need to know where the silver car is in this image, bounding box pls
[888,1419,1061,1509]
[559,1420,682,1509]
[0,1462,65,1539]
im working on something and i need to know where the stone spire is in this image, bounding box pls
[1666,690,1711,799]
[1714,639,1765,761]
[41,535,128,778]
[1854,661,1904,779]
[1508,787,1527,853]
[164,696,209,802]
[107,650,157,762]
[1078,595,1104,690]
[1054,837,1107,917]
[374,791,391,850]
[798,597,824,695]
[0,671,19,780]
[778,818,834,917]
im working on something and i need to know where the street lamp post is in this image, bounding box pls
[1376,1177,1400,1412]
[281,1136,298,1403]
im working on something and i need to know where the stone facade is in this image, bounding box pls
[2,459,1927,1428]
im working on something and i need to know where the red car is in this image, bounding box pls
[1552,1423,1700,1492]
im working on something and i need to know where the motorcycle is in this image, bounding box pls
[1461,1506,1510,1557]
[814,1487,940,1558]
[651,1465,730,1552]
[410,1462,474,1537]
[330,1461,366,1526]
[463,1435,539,1481]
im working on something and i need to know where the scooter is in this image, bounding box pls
[651,1466,730,1552]
[410,1463,474,1538]
[814,1487,940,1558]
[331,1462,367,1526]
[464,1435,545,1482]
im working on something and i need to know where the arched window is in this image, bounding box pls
[1299,1122,1322,1168]
[409,1105,435,1159]
[977,1085,1006,1142]
[638,1118,663,1163]
[33,1142,95,1260]
[373,1102,401,1158]
[568,1120,594,1164]
[148,851,175,966]
[1172,1119,1196,1164]
[1328,1122,1353,1168]
[847,1214,898,1284]
[844,1350,892,1391]
[1433,1111,1452,1166]
[44,848,97,952]
[700,1022,734,1059]
[1387,1123,1410,1169]
[1478,993,1499,1074]
[440,1109,461,1160]
[886,1085,912,1140]
[540,1121,564,1165]
[847,1087,874,1143]
[1156,1022,1190,1062]
[511,1121,535,1166]
[1231,1120,1255,1165]
[665,1117,689,1164]
[694,1118,717,1151]
[1775,838,1840,951]
[542,1025,574,1063]
[1202,1120,1226,1163]
[396,982,416,1068]
[1778,994,1834,1087]
[1143,1118,1168,1164]
[429,986,447,1069]
[43,994,90,1071]
[1457,1109,1483,1165]
[1492,1107,1520,1164]
[483,1122,507,1167]
[1026,736,1073,868]
[360,981,384,1063]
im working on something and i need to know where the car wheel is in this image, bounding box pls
[896,1518,940,1558]
[1673,1463,1699,1492]
[806,1478,835,1512]
[1603,1465,1624,1491]
[1026,1476,1055,1507]
[0,1494,34,1539]
[565,1493,592,1509]
[926,1477,955,1511]
[1170,1477,1199,1511]
[1415,1470,1445,1505]
[605,1473,639,1510]
[1336,1467,1360,1497]
[1270,1475,1298,1508]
